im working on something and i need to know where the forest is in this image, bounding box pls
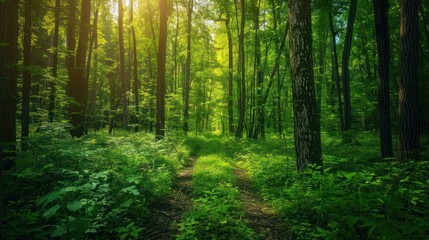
[0,0,429,239]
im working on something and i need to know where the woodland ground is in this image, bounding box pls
[1,127,429,239]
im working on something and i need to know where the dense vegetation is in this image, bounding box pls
[1,0,429,239]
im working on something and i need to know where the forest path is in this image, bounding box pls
[233,165,292,240]
[140,157,196,240]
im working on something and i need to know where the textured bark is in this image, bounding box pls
[342,0,358,131]
[0,0,18,168]
[289,0,322,171]
[183,0,193,134]
[329,13,344,130]
[67,0,91,137]
[48,0,61,123]
[235,0,246,138]
[373,0,393,158]
[87,7,99,130]
[398,0,420,160]
[131,0,140,131]
[21,0,33,150]
[118,0,129,129]
[156,0,168,139]
[225,10,235,134]
[0,0,18,225]
[66,0,76,99]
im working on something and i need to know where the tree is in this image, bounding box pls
[342,0,358,132]
[373,0,393,158]
[156,0,168,139]
[21,0,33,150]
[288,0,322,170]
[66,0,91,137]
[235,0,246,138]
[119,0,129,130]
[398,0,420,160]
[0,0,18,222]
[183,0,194,134]
[48,0,61,123]
[225,7,234,134]
[130,0,140,131]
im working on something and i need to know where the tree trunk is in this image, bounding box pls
[225,10,235,134]
[398,0,420,160]
[0,0,18,224]
[131,0,140,131]
[289,0,322,171]
[156,0,168,139]
[87,7,99,131]
[236,0,246,138]
[342,0,358,131]
[118,0,129,130]
[373,0,393,158]
[21,0,32,150]
[183,0,193,134]
[329,13,344,130]
[66,0,91,137]
[48,0,60,123]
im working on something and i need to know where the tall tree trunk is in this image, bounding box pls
[21,0,32,150]
[118,0,129,129]
[131,0,140,131]
[48,0,61,123]
[87,7,99,130]
[67,0,91,137]
[329,13,344,130]
[0,0,18,228]
[342,0,358,131]
[289,0,322,171]
[236,0,246,138]
[156,0,168,139]
[225,10,235,134]
[252,0,264,140]
[398,0,420,160]
[183,0,193,134]
[66,0,76,105]
[373,0,393,158]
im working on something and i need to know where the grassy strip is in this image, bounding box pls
[177,154,257,240]
[2,123,189,239]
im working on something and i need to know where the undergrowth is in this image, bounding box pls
[1,122,189,239]
[236,131,429,239]
[177,138,256,240]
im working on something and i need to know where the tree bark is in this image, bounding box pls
[342,0,358,132]
[329,13,344,130]
[225,10,235,134]
[21,0,33,150]
[118,0,129,130]
[0,0,18,225]
[183,0,193,134]
[289,0,322,170]
[131,0,140,131]
[373,0,393,158]
[48,0,61,123]
[156,0,168,139]
[236,0,246,138]
[398,0,420,160]
[67,0,91,137]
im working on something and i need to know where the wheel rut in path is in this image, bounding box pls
[233,167,292,240]
[141,157,196,240]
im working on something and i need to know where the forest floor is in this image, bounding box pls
[140,157,196,239]
[233,166,292,240]
[141,153,291,240]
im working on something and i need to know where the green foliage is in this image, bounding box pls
[238,132,429,240]
[1,124,189,239]
[177,155,256,240]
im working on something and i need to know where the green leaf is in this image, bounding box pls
[43,204,60,218]
[67,200,83,211]
[50,225,67,237]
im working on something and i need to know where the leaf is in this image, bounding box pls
[43,204,60,218]
[120,199,134,208]
[67,200,83,211]
[50,225,67,237]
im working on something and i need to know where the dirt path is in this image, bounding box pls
[233,167,292,240]
[140,157,196,240]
